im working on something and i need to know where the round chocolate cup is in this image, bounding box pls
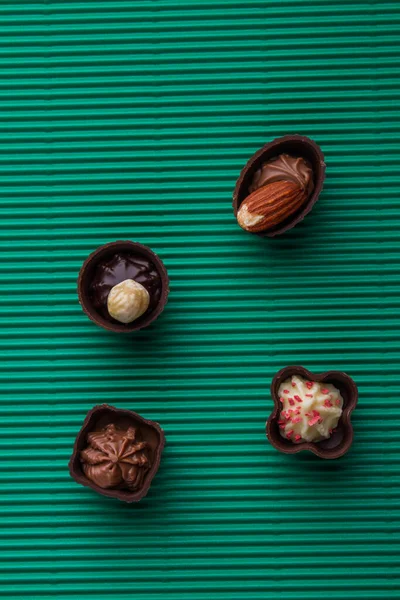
[78,241,169,333]
[69,404,166,503]
[266,366,358,459]
[233,135,326,237]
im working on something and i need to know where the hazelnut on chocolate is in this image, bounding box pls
[233,135,326,237]
[78,241,169,333]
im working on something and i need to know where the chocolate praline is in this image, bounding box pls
[233,135,326,237]
[78,241,169,333]
[266,366,358,459]
[69,404,165,502]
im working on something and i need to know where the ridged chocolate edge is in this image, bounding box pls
[69,404,166,503]
[77,240,170,333]
[233,135,326,237]
[266,366,358,459]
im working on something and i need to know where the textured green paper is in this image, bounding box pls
[1,1,399,598]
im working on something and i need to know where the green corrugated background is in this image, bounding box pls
[1,0,399,598]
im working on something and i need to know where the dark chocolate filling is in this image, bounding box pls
[90,252,161,323]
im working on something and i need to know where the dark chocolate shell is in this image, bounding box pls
[266,366,358,459]
[77,240,169,333]
[69,404,165,502]
[233,135,326,237]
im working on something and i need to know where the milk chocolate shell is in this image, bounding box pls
[69,404,165,502]
[233,135,326,237]
[78,241,169,333]
[266,366,358,459]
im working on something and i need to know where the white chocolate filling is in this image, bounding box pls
[278,375,343,443]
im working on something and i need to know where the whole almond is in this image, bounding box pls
[236,180,307,233]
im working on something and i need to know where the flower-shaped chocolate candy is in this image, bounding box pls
[266,366,358,459]
[69,404,165,502]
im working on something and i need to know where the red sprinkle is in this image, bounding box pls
[321,388,330,394]
[306,394,313,398]
[324,399,333,408]
[306,381,314,389]
[294,434,302,442]
[294,395,302,402]
[288,398,295,406]
[335,398,341,406]
[283,389,290,394]
[279,397,285,403]
[291,417,302,424]
[286,430,294,439]
[291,381,296,387]
[278,420,286,425]
[308,410,322,427]
[279,424,286,430]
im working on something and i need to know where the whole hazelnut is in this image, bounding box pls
[107,279,150,324]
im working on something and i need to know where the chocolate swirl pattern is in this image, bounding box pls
[249,153,314,196]
[81,424,150,491]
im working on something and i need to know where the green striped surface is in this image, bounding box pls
[1,1,399,598]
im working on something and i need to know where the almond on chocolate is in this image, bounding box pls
[233,135,326,237]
